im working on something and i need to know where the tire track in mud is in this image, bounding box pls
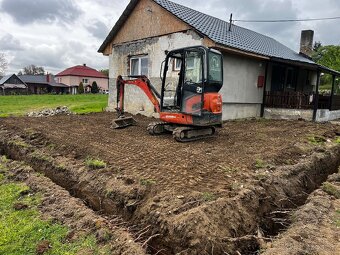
[1,125,340,254]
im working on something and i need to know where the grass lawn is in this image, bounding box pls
[0,94,108,117]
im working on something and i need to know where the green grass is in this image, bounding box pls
[85,158,107,169]
[307,135,326,145]
[201,192,216,202]
[140,179,156,186]
[322,182,340,199]
[255,159,267,169]
[0,182,104,255]
[0,94,108,117]
[335,210,340,227]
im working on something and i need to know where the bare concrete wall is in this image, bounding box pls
[221,53,265,120]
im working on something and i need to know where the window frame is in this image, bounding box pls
[82,78,89,84]
[130,55,149,76]
[173,58,182,71]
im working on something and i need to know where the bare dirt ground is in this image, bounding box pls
[1,112,340,254]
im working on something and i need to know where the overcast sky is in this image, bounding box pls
[0,0,339,74]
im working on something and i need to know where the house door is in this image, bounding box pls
[271,65,286,91]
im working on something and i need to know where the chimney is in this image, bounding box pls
[300,30,314,57]
[83,63,86,67]
[46,72,50,82]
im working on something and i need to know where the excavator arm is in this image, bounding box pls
[113,75,161,128]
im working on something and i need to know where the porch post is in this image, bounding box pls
[312,70,321,121]
[329,74,336,110]
[260,62,269,117]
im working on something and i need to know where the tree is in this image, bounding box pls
[78,82,84,94]
[18,64,45,75]
[0,53,7,76]
[312,44,340,89]
[100,69,109,77]
[91,81,99,93]
[312,44,340,72]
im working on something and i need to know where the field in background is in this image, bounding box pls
[0,94,108,117]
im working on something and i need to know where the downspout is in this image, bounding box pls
[260,62,269,117]
[312,70,321,121]
[329,74,336,111]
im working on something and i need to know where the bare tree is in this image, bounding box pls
[0,53,8,76]
[18,64,45,75]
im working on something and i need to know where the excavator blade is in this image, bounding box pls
[111,116,137,129]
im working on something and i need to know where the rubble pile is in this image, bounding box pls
[27,106,73,117]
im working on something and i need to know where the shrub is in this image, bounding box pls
[78,82,84,94]
[91,81,99,94]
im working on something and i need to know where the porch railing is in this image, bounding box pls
[264,91,314,109]
[265,91,340,111]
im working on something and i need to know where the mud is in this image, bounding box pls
[1,113,340,254]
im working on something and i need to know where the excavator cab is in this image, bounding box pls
[161,46,223,118]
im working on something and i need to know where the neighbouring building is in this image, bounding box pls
[19,74,69,94]
[0,74,27,95]
[98,0,340,122]
[55,64,109,94]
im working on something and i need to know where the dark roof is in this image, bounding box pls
[99,0,340,75]
[0,74,27,89]
[154,0,314,64]
[19,75,69,88]
[56,65,108,79]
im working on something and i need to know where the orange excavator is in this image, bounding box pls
[113,46,223,142]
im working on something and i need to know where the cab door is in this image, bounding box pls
[180,49,205,116]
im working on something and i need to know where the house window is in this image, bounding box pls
[130,56,148,76]
[173,58,182,71]
[82,78,89,84]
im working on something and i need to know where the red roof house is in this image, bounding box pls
[56,64,108,94]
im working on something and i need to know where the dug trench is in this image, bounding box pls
[1,124,340,254]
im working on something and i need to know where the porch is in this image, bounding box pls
[262,62,340,122]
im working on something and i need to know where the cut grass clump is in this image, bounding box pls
[219,165,239,174]
[0,182,105,255]
[201,192,216,202]
[307,135,326,145]
[140,178,156,186]
[255,159,266,169]
[30,150,53,162]
[85,158,107,169]
[322,182,340,198]
[335,210,340,227]
[8,140,31,149]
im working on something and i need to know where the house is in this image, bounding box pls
[19,74,69,94]
[55,64,109,94]
[98,0,340,122]
[0,74,27,95]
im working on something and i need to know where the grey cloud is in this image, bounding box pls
[0,33,24,51]
[1,0,82,25]
[85,20,109,39]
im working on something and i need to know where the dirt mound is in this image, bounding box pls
[262,173,340,255]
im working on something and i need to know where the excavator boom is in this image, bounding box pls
[112,75,161,128]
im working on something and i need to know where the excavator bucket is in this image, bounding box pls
[111,116,137,129]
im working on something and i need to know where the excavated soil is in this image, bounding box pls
[1,112,340,254]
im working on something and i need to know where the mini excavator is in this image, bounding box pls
[113,46,223,142]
